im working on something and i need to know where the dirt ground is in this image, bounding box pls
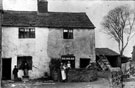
[123,76,135,88]
[3,77,135,88]
[2,78,110,88]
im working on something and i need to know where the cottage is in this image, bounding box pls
[1,0,95,80]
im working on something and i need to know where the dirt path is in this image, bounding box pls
[2,78,110,88]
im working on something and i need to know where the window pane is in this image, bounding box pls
[69,32,73,39]
[20,28,24,31]
[25,28,29,32]
[64,29,68,32]
[64,32,68,39]
[63,29,73,39]
[19,28,25,38]
[69,30,73,32]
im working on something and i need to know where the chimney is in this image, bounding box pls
[0,0,2,10]
[38,0,48,13]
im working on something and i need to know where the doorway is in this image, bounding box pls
[17,56,32,70]
[80,58,90,68]
[2,58,12,80]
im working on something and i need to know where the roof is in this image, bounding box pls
[96,48,119,56]
[121,56,131,63]
[96,48,130,63]
[2,10,95,29]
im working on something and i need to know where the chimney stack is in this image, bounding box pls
[0,0,2,10]
[38,0,48,13]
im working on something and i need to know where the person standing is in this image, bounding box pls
[66,61,71,81]
[13,65,18,81]
[67,61,71,69]
[22,61,29,76]
[60,63,67,82]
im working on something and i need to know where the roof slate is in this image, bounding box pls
[2,10,95,29]
[96,48,119,56]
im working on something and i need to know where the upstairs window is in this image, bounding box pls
[63,29,73,39]
[19,27,35,38]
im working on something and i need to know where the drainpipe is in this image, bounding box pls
[0,0,2,87]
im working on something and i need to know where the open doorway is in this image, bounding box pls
[80,58,90,68]
[2,58,12,80]
[17,56,32,70]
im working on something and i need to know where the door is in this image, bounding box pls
[80,58,90,68]
[2,58,11,80]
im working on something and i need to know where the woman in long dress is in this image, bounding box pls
[60,63,66,82]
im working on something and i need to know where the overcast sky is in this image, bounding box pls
[2,0,135,57]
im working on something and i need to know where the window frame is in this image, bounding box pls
[63,29,73,39]
[19,27,35,39]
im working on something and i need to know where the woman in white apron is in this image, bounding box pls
[60,63,67,82]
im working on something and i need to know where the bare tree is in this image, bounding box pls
[102,5,135,58]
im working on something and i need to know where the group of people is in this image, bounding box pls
[60,61,71,82]
[13,60,72,82]
[13,61,29,81]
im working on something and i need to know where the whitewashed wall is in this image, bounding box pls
[2,27,50,79]
[2,27,95,79]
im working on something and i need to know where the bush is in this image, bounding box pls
[49,58,61,80]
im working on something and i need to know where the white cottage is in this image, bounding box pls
[1,0,95,80]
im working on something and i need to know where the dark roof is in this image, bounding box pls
[96,48,119,56]
[121,56,131,63]
[2,10,95,29]
[96,48,131,63]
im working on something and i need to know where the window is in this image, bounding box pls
[63,29,73,39]
[17,56,32,70]
[19,27,35,38]
[61,55,75,68]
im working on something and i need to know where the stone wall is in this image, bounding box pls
[97,70,122,88]
[47,28,95,68]
[67,69,97,82]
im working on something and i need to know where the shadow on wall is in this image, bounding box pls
[47,28,94,59]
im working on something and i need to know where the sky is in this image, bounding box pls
[2,0,135,57]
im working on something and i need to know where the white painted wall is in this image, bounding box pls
[2,27,50,79]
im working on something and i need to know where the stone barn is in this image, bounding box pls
[96,48,130,71]
[96,48,120,67]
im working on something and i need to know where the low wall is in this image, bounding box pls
[97,70,122,88]
[67,69,97,82]
[97,71,111,78]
